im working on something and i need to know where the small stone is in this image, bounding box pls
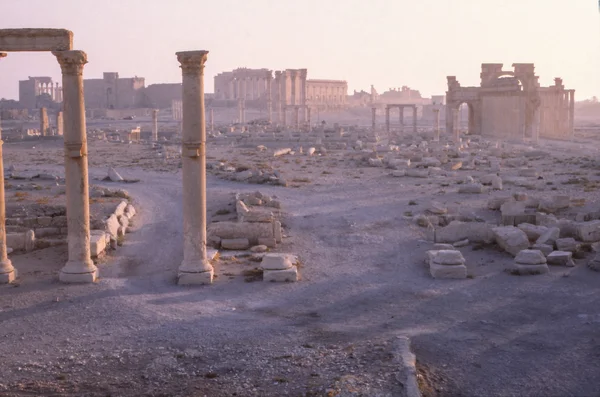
[515,249,546,265]
[108,167,124,182]
[458,183,484,194]
[250,245,268,253]
[547,251,575,267]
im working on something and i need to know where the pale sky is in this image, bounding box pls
[0,0,598,100]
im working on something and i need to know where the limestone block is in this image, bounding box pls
[515,249,546,265]
[547,251,575,267]
[517,223,548,241]
[105,214,120,238]
[488,196,514,210]
[576,220,600,242]
[221,238,250,250]
[207,221,274,245]
[511,263,549,275]
[458,183,485,194]
[536,227,560,246]
[391,170,406,177]
[388,158,410,169]
[427,201,447,215]
[422,157,441,167]
[450,161,463,171]
[244,196,262,206]
[178,270,214,285]
[491,176,503,190]
[555,238,578,253]
[250,245,268,253]
[513,192,528,202]
[263,266,298,282]
[431,250,465,266]
[261,253,296,270]
[114,201,128,217]
[236,170,253,181]
[23,217,38,228]
[118,215,129,229]
[257,237,277,247]
[37,216,52,227]
[436,221,495,244]
[125,204,136,219]
[368,158,384,167]
[538,196,570,214]
[34,227,61,237]
[430,263,467,279]
[266,200,282,209]
[108,167,124,182]
[557,219,578,239]
[492,226,530,256]
[531,243,553,257]
[274,148,292,157]
[432,243,456,250]
[501,202,535,226]
[90,230,107,257]
[307,147,316,156]
[536,213,558,227]
[24,230,35,252]
[0,29,73,52]
[6,232,25,250]
[51,216,68,227]
[453,239,469,247]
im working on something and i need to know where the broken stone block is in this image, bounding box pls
[515,249,546,265]
[108,167,124,182]
[90,230,107,257]
[114,201,128,217]
[576,220,600,242]
[432,243,456,250]
[221,238,250,250]
[458,183,485,194]
[368,157,384,167]
[436,221,494,244]
[531,243,553,256]
[257,237,277,248]
[430,263,467,279]
[250,245,268,253]
[538,196,570,214]
[512,263,549,275]
[261,253,296,270]
[427,201,447,215]
[587,253,600,271]
[501,202,535,226]
[555,238,578,253]
[518,223,548,241]
[432,250,465,266]
[405,169,429,178]
[274,148,292,157]
[391,170,406,177]
[488,196,514,210]
[453,239,469,247]
[450,161,463,170]
[547,251,575,267]
[536,227,560,247]
[263,266,298,282]
[536,213,559,227]
[105,214,120,239]
[491,176,503,190]
[493,226,530,256]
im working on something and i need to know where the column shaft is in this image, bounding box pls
[0,109,15,283]
[152,109,158,141]
[53,50,96,283]
[413,106,417,134]
[176,50,213,285]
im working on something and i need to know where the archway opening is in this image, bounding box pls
[457,102,475,135]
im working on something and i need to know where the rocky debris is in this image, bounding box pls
[576,220,600,242]
[588,253,600,271]
[531,243,554,257]
[511,249,549,275]
[458,183,485,194]
[436,221,494,244]
[555,238,579,253]
[273,148,292,157]
[493,226,530,256]
[208,162,288,186]
[518,223,548,241]
[107,167,124,182]
[547,251,575,267]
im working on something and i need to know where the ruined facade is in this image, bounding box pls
[306,79,347,110]
[83,72,146,109]
[19,76,62,109]
[214,68,272,101]
[446,63,574,141]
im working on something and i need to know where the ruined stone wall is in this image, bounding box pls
[18,79,37,109]
[306,79,347,110]
[144,83,181,109]
[481,94,524,139]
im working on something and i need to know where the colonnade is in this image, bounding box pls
[385,104,418,135]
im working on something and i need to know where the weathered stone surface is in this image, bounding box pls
[511,263,549,275]
[536,227,560,246]
[250,245,268,253]
[108,167,124,182]
[518,223,548,241]
[547,251,575,267]
[427,201,447,215]
[114,201,128,217]
[493,226,530,256]
[515,249,546,265]
[90,230,107,257]
[501,202,535,226]
[0,28,73,52]
[263,266,298,282]
[538,196,570,214]
[555,238,578,252]
[405,169,429,178]
[430,263,467,279]
[105,214,120,238]
[488,196,513,210]
[491,176,503,190]
[432,250,465,266]
[531,243,554,256]
[576,220,600,242]
[208,221,274,245]
[221,238,250,250]
[458,183,484,194]
[436,221,494,244]
[261,253,296,270]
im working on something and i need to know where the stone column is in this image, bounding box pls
[209,108,214,133]
[445,104,454,138]
[294,106,300,130]
[385,106,390,134]
[371,107,376,132]
[453,108,460,142]
[433,108,440,142]
[176,50,213,285]
[399,107,404,134]
[151,109,158,142]
[300,69,307,122]
[53,50,97,283]
[266,70,272,123]
[412,106,417,134]
[0,53,16,284]
[307,107,311,130]
[290,71,297,107]
[568,90,575,140]
[40,107,49,136]
[56,111,64,136]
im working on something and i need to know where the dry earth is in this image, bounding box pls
[1,126,600,396]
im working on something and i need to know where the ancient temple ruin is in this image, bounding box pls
[445,63,575,141]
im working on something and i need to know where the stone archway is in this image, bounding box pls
[0,29,95,283]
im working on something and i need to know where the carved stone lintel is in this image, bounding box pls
[65,142,84,158]
[53,50,87,76]
[182,142,203,158]
[176,51,208,76]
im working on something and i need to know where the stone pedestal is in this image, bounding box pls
[151,109,158,141]
[176,50,213,285]
[53,50,97,283]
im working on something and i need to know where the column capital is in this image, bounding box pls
[176,50,209,75]
[53,50,87,76]
[0,53,6,60]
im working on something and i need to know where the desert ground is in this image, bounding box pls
[1,114,600,397]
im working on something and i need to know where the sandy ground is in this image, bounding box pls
[1,126,600,396]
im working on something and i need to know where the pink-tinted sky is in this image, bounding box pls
[0,0,598,100]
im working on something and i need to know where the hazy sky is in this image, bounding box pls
[0,0,599,100]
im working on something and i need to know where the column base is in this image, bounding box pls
[59,260,98,283]
[178,269,214,285]
[0,269,16,284]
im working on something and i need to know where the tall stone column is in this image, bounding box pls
[433,108,440,142]
[300,69,307,122]
[568,90,575,140]
[151,109,158,141]
[453,108,460,142]
[307,107,311,130]
[385,106,390,134]
[40,107,49,136]
[0,53,16,284]
[53,50,96,283]
[266,70,273,123]
[371,107,376,132]
[176,50,213,285]
[445,104,454,139]
[56,111,64,136]
[290,71,297,107]
[412,106,417,134]
[209,108,214,133]
[294,106,300,130]
[399,107,404,134]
